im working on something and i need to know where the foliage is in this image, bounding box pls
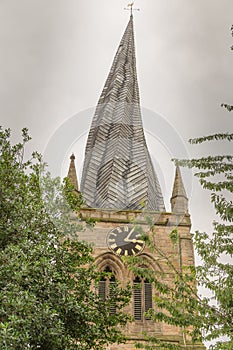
[125,130,233,350]
[124,22,233,350]
[175,132,233,350]
[126,223,204,350]
[0,127,130,350]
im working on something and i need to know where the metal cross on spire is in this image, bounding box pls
[124,2,140,16]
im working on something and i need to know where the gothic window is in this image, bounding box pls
[133,277,152,321]
[98,266,116,314]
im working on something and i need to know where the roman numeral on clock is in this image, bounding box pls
[116,248,122,255]
[135,244,142,251]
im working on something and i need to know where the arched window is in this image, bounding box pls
[133,277,152,321]
[98,266,116,314]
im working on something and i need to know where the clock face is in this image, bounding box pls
[106,225,145,256]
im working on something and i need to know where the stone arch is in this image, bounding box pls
[125,252,163,280]
[94,252,126,283]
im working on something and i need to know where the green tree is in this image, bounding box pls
[125,23,233,350]
[125,131,232,350]
[177,132,233,349]
[0,127,130,350]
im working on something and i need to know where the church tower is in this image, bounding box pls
[68,12,204,350]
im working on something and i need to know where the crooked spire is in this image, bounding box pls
[170,166,188,213]
[80,16,165,211]
[67,153,79,192]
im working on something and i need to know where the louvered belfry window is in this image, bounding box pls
[98,279,106,301]
[98,267,116,314]
[133,277,142,320]
[144,279,153,320]
[133,277,153,321]
[109,274,116,315]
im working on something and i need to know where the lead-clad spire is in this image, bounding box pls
[81,16,165,211]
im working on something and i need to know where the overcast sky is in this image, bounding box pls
[0,0,233,238]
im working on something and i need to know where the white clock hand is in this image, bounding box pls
[124,227,135,242]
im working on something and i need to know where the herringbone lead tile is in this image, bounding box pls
[81,16,165,211]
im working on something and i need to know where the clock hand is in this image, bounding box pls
[127,239,144,244]
[124,227,135,242]
[133,239,144,244]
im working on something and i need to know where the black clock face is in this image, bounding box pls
[106,226,145,256]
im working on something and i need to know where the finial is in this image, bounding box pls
[68,153,79,192]
[70,153,75,160]
[124,2,140,16]
[170,165,188,213]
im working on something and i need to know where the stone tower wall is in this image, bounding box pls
[72,208,203,349]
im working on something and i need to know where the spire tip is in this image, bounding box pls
[124,2,139,17]
[70,153,75,160]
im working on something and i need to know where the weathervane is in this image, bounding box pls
[124,2,140,16]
